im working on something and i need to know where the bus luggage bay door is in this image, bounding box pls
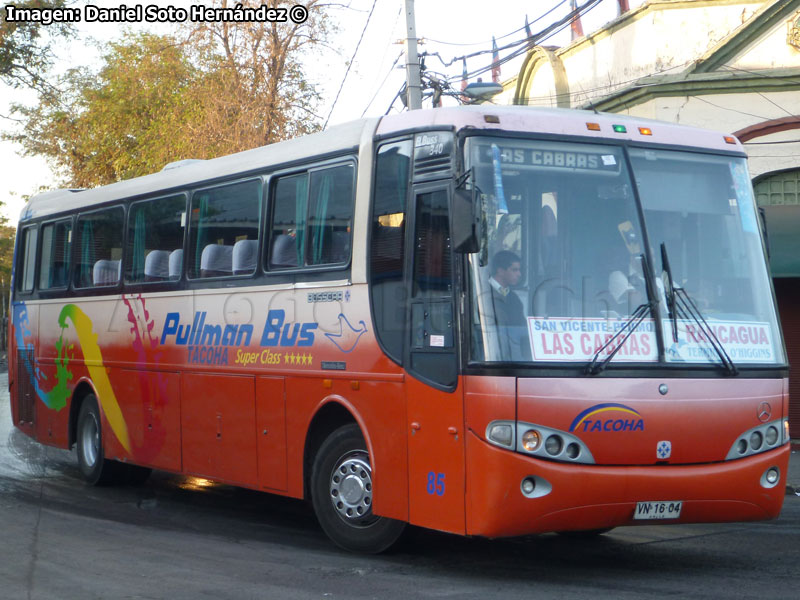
[405,185,466,535]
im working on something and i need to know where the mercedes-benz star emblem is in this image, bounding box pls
[757,401,772,423]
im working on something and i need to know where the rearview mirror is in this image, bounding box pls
[451,184,480,254]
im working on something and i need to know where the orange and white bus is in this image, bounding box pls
[9,106,790,552]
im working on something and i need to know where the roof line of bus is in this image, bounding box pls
[18,106,742,222]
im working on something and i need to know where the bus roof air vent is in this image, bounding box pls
[413,132,454,181]
[161,159,207,171]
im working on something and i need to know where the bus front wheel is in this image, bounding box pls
[76,394,122,485]
[311,424,406,553]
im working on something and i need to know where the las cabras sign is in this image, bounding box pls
[527,318,775,364]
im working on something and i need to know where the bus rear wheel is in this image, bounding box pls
[311,424,406,553]
[76,394,124,486]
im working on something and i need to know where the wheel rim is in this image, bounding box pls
[329,450,378,527]
[80,412,100,468]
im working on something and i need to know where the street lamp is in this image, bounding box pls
[463,80,504,102]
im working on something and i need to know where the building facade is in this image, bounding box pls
[510,0,800,435]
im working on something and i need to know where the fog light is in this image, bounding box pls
[736,439,747,454]
[522,430,541,452]
[765,426,779,446]
[488,423,513,447]
[766,468,779,485]
[545,435,563,456]
[521,477,536,495]
[750,431,763,451]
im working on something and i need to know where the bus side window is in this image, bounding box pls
[307,163,354,266]
[189,179,261,278]
[17,226,38,293]
[369,140,412,364]
[74,207,124,289]
[126,194,186,283]
[269,173,306,269]
[39,220,71,290]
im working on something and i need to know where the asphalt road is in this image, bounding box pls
[2,372,799,600]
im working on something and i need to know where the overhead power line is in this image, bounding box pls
[324,0,379,129]
[423,0,570,47]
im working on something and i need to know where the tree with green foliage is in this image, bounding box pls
[0,0,75,93]
[7,0,331,188]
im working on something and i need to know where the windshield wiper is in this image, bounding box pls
[585,301,653,375]
[660,243,679,344]
[586,253,655,375]
[660,244,738,376]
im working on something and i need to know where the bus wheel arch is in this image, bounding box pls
[68,381,97,449]
[70,381,131,485]
[304,401,405,553]
[303,400,361,501]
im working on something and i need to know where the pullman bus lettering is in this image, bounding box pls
[160,312,254,347]
[260,309,317,347]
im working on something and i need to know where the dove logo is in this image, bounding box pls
[325,313,368,353]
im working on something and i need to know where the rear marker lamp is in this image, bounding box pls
[724,135,737,144]
[638,127,653,136]
[586,122,601,131]
[522,430,541,452]
[612,124,627,133]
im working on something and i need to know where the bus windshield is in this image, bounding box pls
[465,136,784,367]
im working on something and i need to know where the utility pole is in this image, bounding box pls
[404,0,422,110]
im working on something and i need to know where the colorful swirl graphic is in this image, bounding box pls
[13,301,131,454]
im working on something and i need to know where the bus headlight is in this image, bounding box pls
[522,430,541,452]
[485,421,595,464]
[487,423,514,449]
[726,418,788,460]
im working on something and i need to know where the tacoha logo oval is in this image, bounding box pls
[569,403,645,433]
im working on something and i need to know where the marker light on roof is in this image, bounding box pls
[613,124,627,133]
[484,115,500,124]
[638,127,653,136]
[586,122,601,131]
[724,136,737,144]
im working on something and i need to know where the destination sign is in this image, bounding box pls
[477,144,621,173]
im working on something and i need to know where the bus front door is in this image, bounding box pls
[405,185,465,535]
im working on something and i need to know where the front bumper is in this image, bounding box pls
[465,430,789,538]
